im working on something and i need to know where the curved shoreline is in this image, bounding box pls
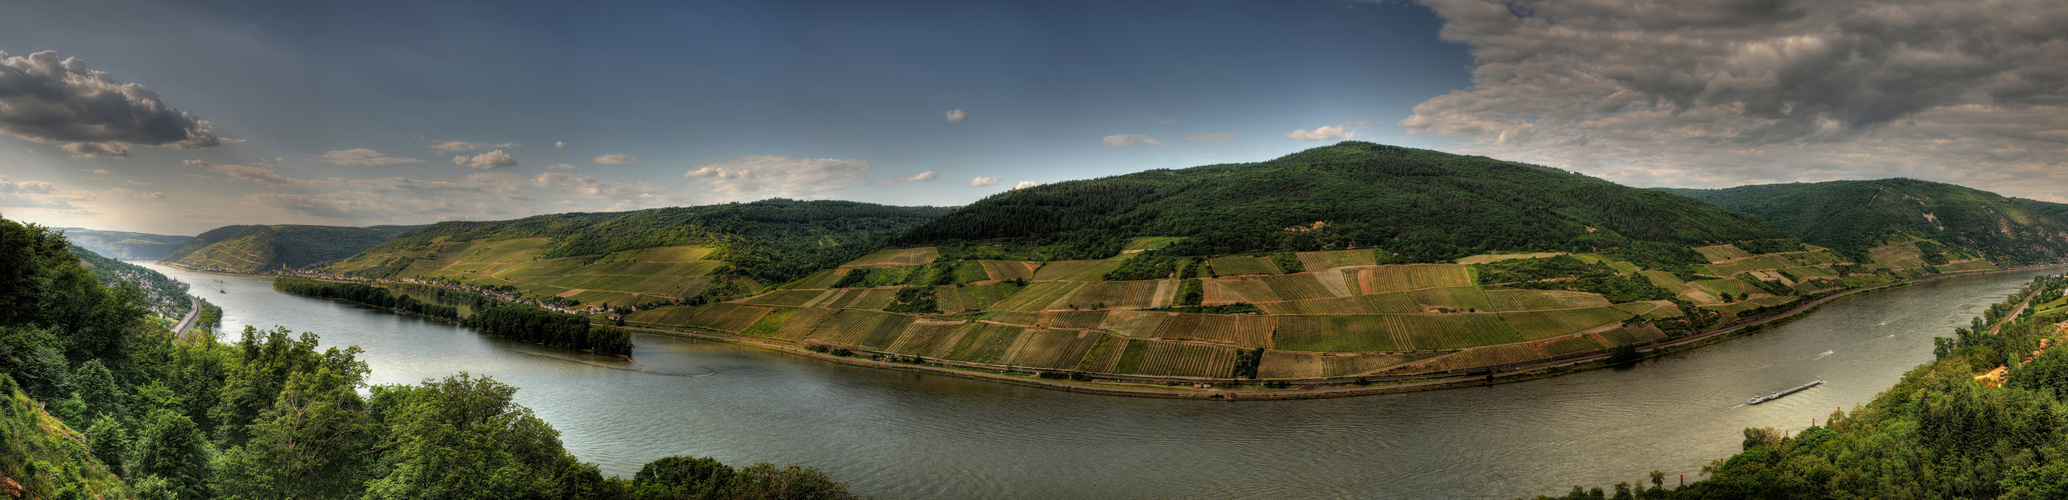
[184,262,2065,400]
[624,264,2066,400]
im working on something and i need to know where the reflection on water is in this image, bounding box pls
[140,262,2044,499]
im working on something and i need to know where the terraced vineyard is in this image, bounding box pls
[617,241,1785,382]
[330,238,730,307]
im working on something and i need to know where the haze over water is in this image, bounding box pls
[146,262,2044,498]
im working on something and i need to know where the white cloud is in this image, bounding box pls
[1400,0,2068,199]
[0,50,221,157]
[81,169,109,175]
[546,163,577,170]
[945,109,967,122]
[451,150,517,169]
[1182,133,1240,143]
[1101,134,1167,147]
[968,176,1000,187]
[322,148,425,166]
[0,177,92,209]
[1286,124,1354,141]
[554,141,570,149]
[1012,181,1040,190]
[592,154,636,165]
[430,141,519,154]
[871,170,939,186]
[683,155,869,203]
[182,159,208,166]
[250,191,463,220]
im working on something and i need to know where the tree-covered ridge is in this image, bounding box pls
[347,199,952,285]
[67,243,200,322]
[161,224,422,272]
[56,227,194,261]
[891,141,1787,266]
[1659,179,2068,266]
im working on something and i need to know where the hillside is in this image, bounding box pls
[325,199,952,308]
[894,141,1788,267]
[161,224,420,272]
[66,243,197,321]
[56,227,192,260]
[1658,179,2068,266]
[614,144,1953,385]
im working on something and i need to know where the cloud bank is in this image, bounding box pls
[322,148,424,166]
[1401,0,2068,198]
[452,150,517,169]
[0,50,221,158]
[683,155,868,203]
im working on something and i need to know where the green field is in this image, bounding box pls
[1693,244,1752,263]
[1208,256,1282,276]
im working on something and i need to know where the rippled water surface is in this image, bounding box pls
[146,263,2046,498]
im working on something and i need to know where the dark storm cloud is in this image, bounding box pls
[1402,0,2068,199]
[0,50,221,156]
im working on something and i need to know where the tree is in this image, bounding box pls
[132,415,212,500]
[631,455,736,500]
[363,372,571,499]
[218,365,378,499]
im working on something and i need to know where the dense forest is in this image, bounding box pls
[1538,274,2068,499]
[272,277,462,322]
[891,142,1787,267]
[351,199,952,285]
[161,224,422,271]
[0,215,860,499]
[470,306,634,356]
[1660,179,2068,266]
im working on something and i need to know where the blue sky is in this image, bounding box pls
[3,0,2066,234]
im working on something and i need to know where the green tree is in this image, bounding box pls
[218,365,378,499]
[363,372,571,499]
[631,455,736,499]
[133,414,213,499]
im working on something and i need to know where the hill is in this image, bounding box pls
[66,243,197,321]
[56,227,192,260]
[1658,179,2068,266]
[616,143,1934,386]
[161,224,421,273]
[324,199,952,308]
[894,141,1788,267]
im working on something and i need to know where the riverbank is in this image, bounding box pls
[185,263,2067,400]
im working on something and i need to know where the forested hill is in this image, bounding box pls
[1658,179,2068,266]
[160,224,420,272]
[339,199,953,285]
[55,227,193,260]
[890,141,1787,266]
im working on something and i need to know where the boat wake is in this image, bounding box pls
[1814,350,1834,360]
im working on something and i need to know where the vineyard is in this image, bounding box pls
[842,247,941,268]
[1032,258,1127,281]
[1295,249,1378,271]
[1208,256,1282,276]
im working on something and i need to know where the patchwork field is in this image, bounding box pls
[842,247,942,268]
[1296,249,1379,270]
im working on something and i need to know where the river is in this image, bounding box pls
[142,263,2046,499]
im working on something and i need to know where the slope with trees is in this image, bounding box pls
[1659,179,2068,266]
[161,224,421,273]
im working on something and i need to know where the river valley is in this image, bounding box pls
[144,263,2048,499]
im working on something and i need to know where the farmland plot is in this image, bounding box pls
[1693,244,1752,263]
[1411,286,1495,312]
[1355,264,1473,294]
[1061,280,1170,309]
[1397,343,1547,373]
[683,303,774,333]
[1541,335,1606,356]
[1551,306,1636,332]
[1272,316,1397,352]
[1160,314,1273,348]
[1256,296,1371,315]
[1456,252,1568,265]
[740,289,825,307]
[1080,337,1132,373]
[1046,310,1110,330]
[1208,256,1282,276]
[990,282,1085,311]
[742,307,802,337]
[977,260,1038,281]
[773,308,838,340]
[1396,314,1523,350]
[1593,325,1667,346]
[943,323,1026,364]
[887,319,970,354]
[785,269,844,290]
[1032,259,1127,281]
[1098,310,1173,338]
[1002,330,1101,369]
[1261,273,1346,301]
[1484,289,1612,311]
[1129,341,1238,378]
[1203,278,1280,304]
[1256,351,1441,378]
[843,247,941,268]
[1295,249,1378,271]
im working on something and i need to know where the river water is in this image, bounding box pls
[144,263,2045,499]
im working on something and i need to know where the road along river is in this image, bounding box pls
[141,263,2047,499]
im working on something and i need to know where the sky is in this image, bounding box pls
[0,0,2064,235]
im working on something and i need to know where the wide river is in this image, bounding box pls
[144,263,2046,498]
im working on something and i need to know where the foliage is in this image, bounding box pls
[1105,251,1181,281]
[273,277,461,321]
[1233,348,1264,379]
[892,142,1785,266]
[1476,256,1676,303]
[884,286,941,314]
[1663,178,2068,266]
[66,243,196,319]
[471,306,634,355]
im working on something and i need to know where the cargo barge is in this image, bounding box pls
[1746,379,1823,405]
